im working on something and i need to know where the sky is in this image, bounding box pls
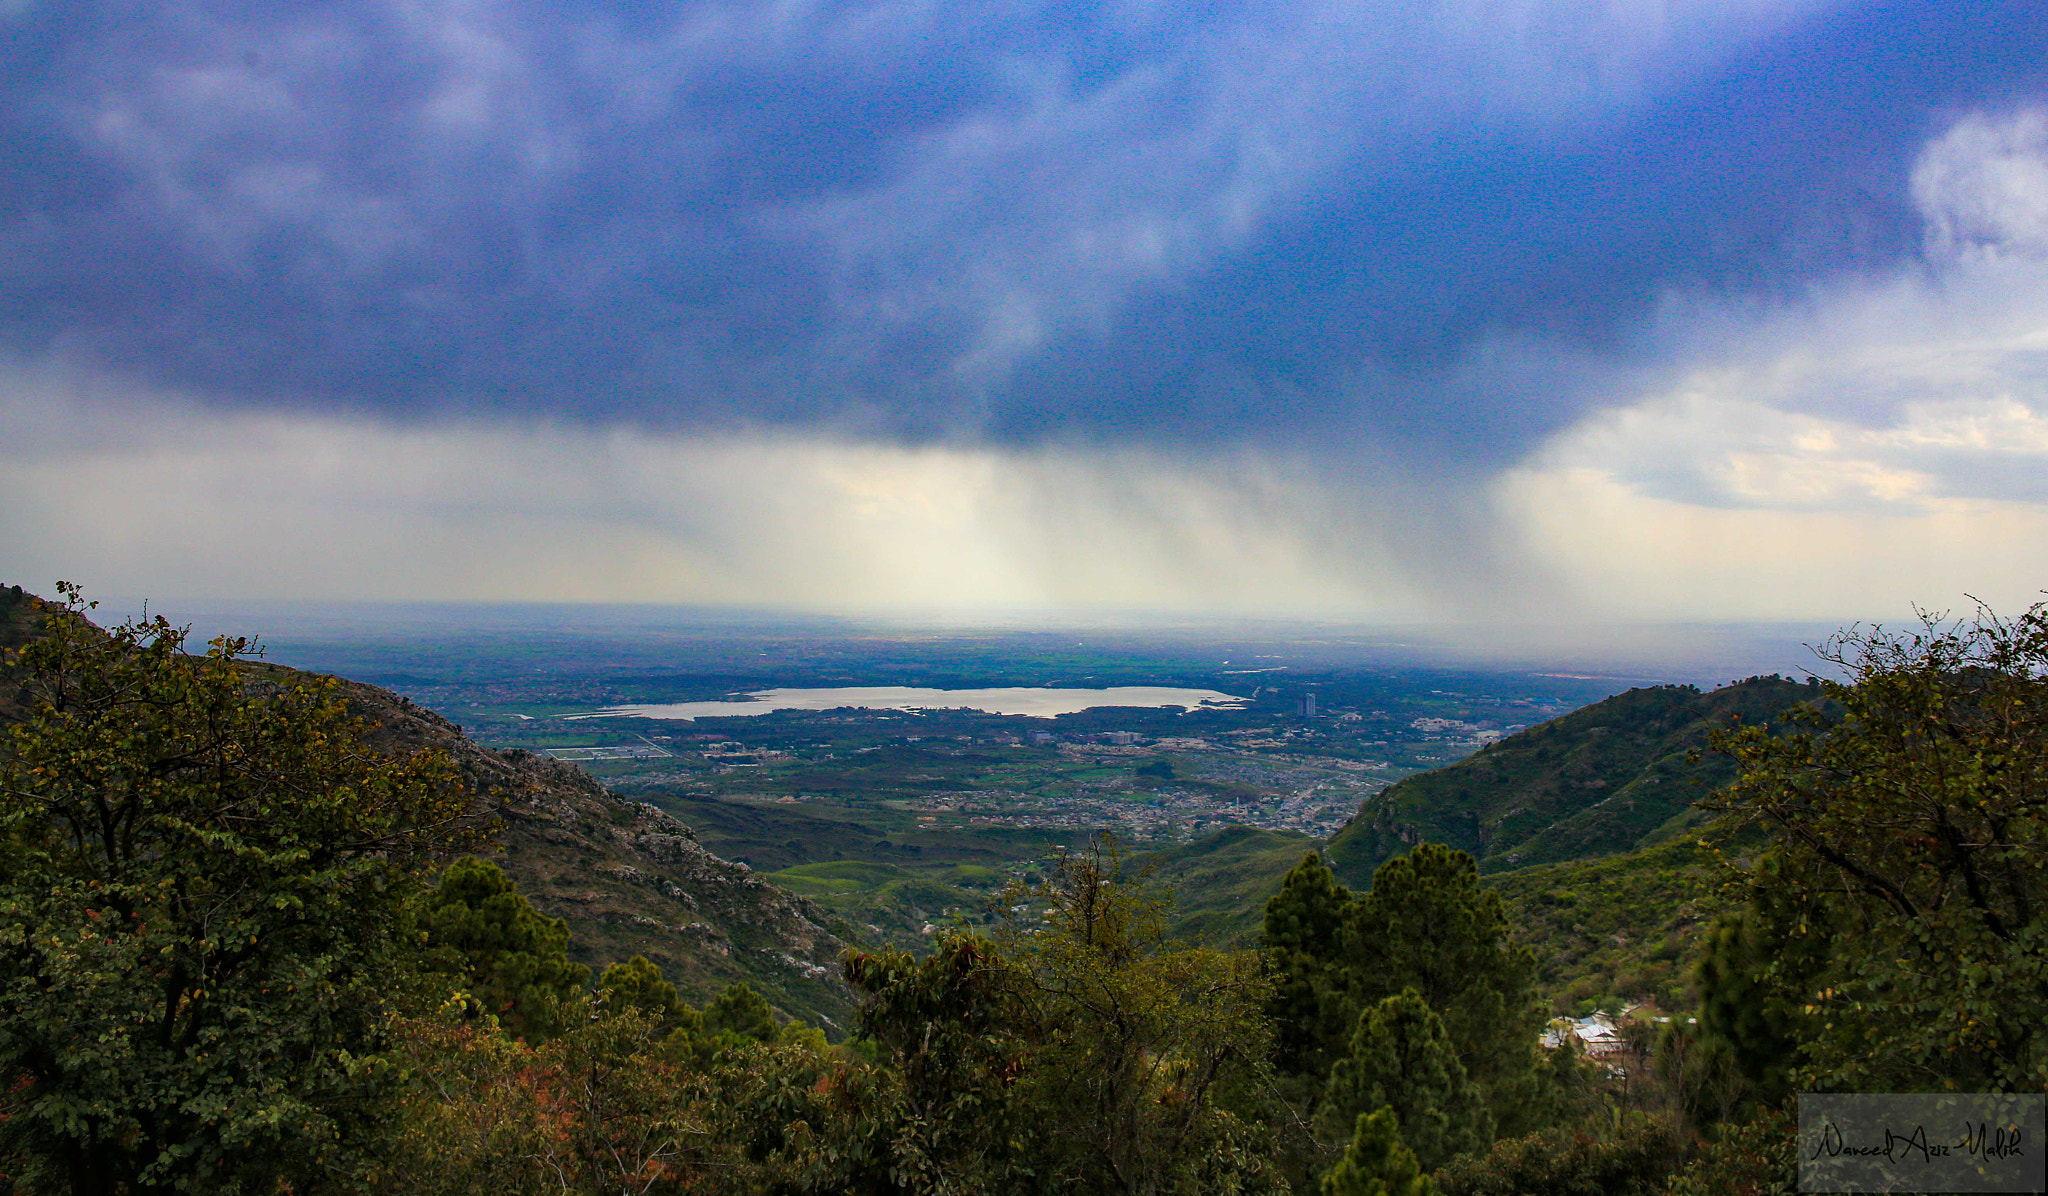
[4,0,2048,625]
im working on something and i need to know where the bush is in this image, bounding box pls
[1434,1118,1688,1196]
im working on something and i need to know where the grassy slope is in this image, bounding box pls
[651,791,1063,945]
[1142,825,1321,946]
[1324,676,1817,887]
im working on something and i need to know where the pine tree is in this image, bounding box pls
[597,954,691,1032]
[1317,989,1490,1173]
[1344,844,1541,1135]
[1261,850,1353,1075]
[703,982,781,1044]
[425,856,591,1041]
[1323,1107,1436,1196]
[1690,894,1810,1109]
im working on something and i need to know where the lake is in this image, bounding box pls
[568,685,1249,721]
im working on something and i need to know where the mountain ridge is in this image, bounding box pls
[1325,675,1820,886]
[0,584,859,1032]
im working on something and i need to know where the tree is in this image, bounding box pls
[1701,602,2048,1091]
[1002,837,1285,1195]
[1431,1118,1686,1196]
[1260,851,1354,1077]
[1317,989,1490,1173]
[1344,845,1543,1135]
[701,982,780,1045]
[378,1000,728,1196]
[838,837,1285,1195]
[425,856,591,1042]
[597,954,690,1032]
[1684,890,1814,1112]
[842,933,1036,1193]
[0,585,472,1195]
[1323,1108,1435,1196]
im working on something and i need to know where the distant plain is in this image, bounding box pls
[135,600,1834,949]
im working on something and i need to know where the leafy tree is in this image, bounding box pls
[425,856,590,1041]
[0,585,472,1195]
[1322,1108,1435,1196]
[1317,989,1490,1173]
[838,837,1285,1194]
[1657,1105,1794,1196]
[843,934,1035,1193]
[1003,837,1285,1195]
[597,954,690,1031]
[1702,603,2048,1091]
[379,999,728,1196]
[1344,844,1543,1135]
[1261,851,1354,1076]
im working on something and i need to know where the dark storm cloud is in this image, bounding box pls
[989,0,2048,457]
[1,0,2043,453]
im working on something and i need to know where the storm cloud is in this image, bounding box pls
[6,0,2048,620]
[4,0,2041,452]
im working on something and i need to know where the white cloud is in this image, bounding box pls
[1498,107,2048,620]
[1913,106,2048,261]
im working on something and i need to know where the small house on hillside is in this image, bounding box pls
[1539,1014,1625,1056]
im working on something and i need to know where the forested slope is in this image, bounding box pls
[0,584,859,1031]
[1325,676,1819,885]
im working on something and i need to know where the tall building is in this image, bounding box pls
[1301,692,1316,717]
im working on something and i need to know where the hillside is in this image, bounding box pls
[1142,825,1321,945]
[1483,834,1729,1014]
[1325,675,1819,885]
[0,587,859,1033]
[0,585,50,722]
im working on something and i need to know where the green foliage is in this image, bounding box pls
[843,934,1035,1192]
[1432,1118,1687,1196]
[1658,1106,1795,1196]
[0,584,472,1195]
[1482,835,1721,1014]
[1260,851,1354,1075]
[598,953,692,1033]
[1006,839,1285,1193]
[1321,1107,1435,1196]
[1686,896,1812,1110]
[1702,605,2048,1091]
[1327,678,1818,883]
[703,982,781,1044]
[1318,990,1490,1173]
[1346,844,1543,1136]
[832,836,1285,1195]
[1531,1037,1608,1131]
[425,856,591,1042]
